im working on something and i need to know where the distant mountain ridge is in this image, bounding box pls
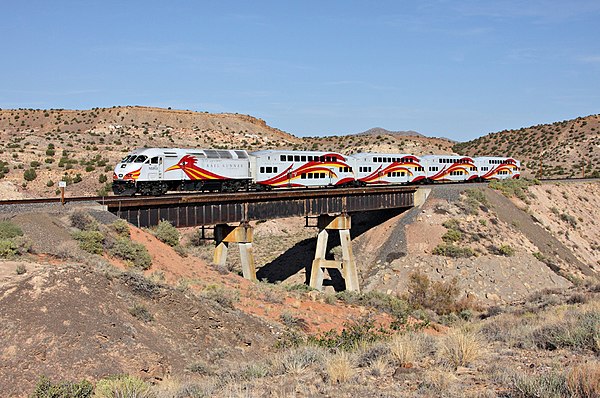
[355,127,424,137]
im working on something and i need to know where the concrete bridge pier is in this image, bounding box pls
[213,223,256,281]
[309,214,360,292]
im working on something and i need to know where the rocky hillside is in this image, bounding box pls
[453,114,600,178]
[0,107,454,199]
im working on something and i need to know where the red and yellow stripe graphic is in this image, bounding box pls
[123,167,142,181]
[360,157,423,184]
[165,155,227,180]
[259,154,350,187]
[430,157,477,181]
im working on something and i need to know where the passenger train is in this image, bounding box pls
[112,148,520,196]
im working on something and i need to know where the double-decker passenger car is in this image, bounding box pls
[475,157,520,180]
[348,153,426,185]
[251,150,355,189]
[112,147,521,196]
[421,155,478,182]
[112,148,251,195]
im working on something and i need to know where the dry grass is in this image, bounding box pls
[325,351,354,384]
[369,357,388,377]
[389,332,424,366]
[439,327,485,368]
[566,361,600,398]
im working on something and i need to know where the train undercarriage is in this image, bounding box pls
[112,179,252,196]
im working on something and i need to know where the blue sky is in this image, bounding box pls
[1,1,599,141]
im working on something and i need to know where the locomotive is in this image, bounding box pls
[112,147,520,196]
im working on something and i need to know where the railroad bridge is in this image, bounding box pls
[105,186,427,292]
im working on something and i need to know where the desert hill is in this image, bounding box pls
[453,114,600,178]
[0,106,454,199]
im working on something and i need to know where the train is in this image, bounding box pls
[112,148,521,196]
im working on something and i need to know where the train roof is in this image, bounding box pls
[350,152,417,159]
[250,150,344,156]
[125,147,249,159]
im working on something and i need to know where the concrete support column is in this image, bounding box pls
[213,223,256,281]
[309,214,360,292]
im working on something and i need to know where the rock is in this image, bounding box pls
[486,293,501,302]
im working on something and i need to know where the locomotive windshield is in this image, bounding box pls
[133,155,147,163]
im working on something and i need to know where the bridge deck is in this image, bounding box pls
[106,186,417,227]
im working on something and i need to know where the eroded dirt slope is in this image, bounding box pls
[0,262,276,396]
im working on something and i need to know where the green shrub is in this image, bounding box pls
[70,211,98,231]
[308,316,391,351]
[153,220,179,246]
[23,168,37,181]
[128,303,154,322]
[0,239,19,258]
[433,244,475,258]
[120,271,161,298]
[98,173,108,183]
[0,220,23,239]
[94,375,153,398]
[200,285,239,308]
[508,371,569,398]
[335,290,409,323]
[497,244,515,256]
[109,237,152,269]
[97,182,112,196]
[406,271,471,315]
[31,375,93,398]
[532,309,600,352]
[173,244,187,257]
[72,230,104,254]
[111,219,130,237]
[442,218,460,230]
[442,229,462,243]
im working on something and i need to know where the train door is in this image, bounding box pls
[148,156,163,180]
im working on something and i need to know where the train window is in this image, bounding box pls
[280,155,285,161]
[260,167,265,173]
[134,155,147,163]
[301,156,306,162]
[150,157,159,164]
[294,155,300,161]
[274,167,278,173]
[319,156,325,162]
[307,173,313,179]
[320,173,326,178]
[266,167,273,173]
[401,172,406,176]
[301,173,306,179]
[307,156,313,161]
